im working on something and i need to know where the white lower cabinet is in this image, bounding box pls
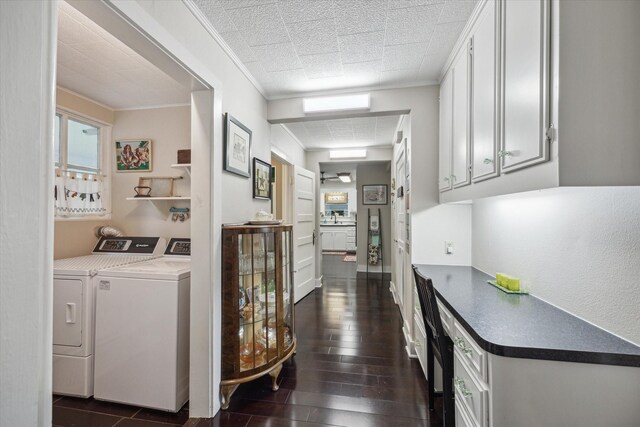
[321,226,354,251]
[454,349,489,427]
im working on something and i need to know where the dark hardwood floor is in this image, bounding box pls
[53,254,439,426]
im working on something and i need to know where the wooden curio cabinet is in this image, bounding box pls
[220,224,296,409]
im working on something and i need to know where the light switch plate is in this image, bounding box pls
[445,241,454,254]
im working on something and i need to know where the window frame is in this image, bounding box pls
[55,108,112,221]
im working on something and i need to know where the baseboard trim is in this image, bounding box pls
[315,276,323,288]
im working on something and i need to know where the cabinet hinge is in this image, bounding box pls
[468,39,473,56]
[546,124,555,143]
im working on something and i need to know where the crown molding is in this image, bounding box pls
[182,0,267,99]
[57,86,115,111]
[278,124,307,150]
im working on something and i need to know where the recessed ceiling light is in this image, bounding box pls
[303,93,370,113]
[329,149,367,159]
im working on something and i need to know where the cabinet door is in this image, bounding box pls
[333,231,347,251]
[501,0,550,172]
[472,0,499,182]
[439,71,453,192]
[452,44,471,188]
[321,231,333,251]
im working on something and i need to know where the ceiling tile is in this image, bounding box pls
[219,0,276,10]
[299,52,344,79]
[192,0,237,33]
[342,60,382,85]
[380,68,419,85]
[218,31,257,62]
[226,3,290,47]
[438,1,477,24]
[277,0,334,23]
[334,0,387,36]
[388,0,446,8]
[383,43,428,71]
[287,19,339,55]
[427,21,466,55]
[251,43,302,72]
[384,4,442,46]
[339,31,384,64]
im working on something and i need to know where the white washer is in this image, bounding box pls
[53,236,166,397]
[94,238,191,412]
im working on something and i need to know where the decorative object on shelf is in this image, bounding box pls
[487,273,528,294]
[177,149,191,164]
[362,184,388,205]
[169,207,190,222]
[324,192,348,204]
[221,224,296,410]
[253,157,272,200]
[135,176,183,198]
[224,113,252,178]
[116,140,152,172]
[134,186,151,197]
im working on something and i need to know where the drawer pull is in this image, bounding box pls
[454,377,472,398]
[455,337,472,355]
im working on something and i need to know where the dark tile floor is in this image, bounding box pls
[53,254,439,426]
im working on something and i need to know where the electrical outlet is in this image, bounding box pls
[445,241,454,255]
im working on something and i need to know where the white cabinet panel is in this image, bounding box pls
[452,45,471,188]
[53,279,83,347]
[333,231,347,250]
[471,0,499,182]
[501,0,550,172]
[439,71,453,192]
[321,231,333,251]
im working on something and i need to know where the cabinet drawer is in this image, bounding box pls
[454,350,489,427]
[346,237,356,243]
[453,320,487,382]
[436,299,453,336]
[346,228,356,236]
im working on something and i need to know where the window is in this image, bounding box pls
[56,112,101,173]
[55,109,111,219]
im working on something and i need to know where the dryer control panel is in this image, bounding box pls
[165,238,190,256]
[92,237,165,255]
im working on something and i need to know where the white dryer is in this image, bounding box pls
[53,236,166,397]
[94,238,191,412]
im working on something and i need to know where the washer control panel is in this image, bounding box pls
[165,238,191,256]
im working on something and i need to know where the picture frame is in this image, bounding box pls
[115,139,152,172]
[362,184,388,205]
[253,157,272,200]
[224,113,252,178]
[324,192,348,204]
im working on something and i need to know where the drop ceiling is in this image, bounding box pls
[57,1,190,110]
[192,0,478,98]
[284,115,401,150]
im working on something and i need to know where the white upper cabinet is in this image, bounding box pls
[471,0,499,182]
[451,45,471,189]
[501,0,550,172]
[439,71,453,192]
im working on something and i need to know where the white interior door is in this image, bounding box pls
[293,166,316,303]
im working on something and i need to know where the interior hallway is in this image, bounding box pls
[52,255,438,427]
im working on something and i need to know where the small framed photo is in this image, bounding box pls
[116,140,152,172]
[224,113,252,178]
[362,184,388,205]
[253,157,272,200]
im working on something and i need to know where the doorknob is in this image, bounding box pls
[312,231,316,246]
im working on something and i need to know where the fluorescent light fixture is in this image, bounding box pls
[303,93,370,113]
[337,173,351,183]
[329,149,367,159]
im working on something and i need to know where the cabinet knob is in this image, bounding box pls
[498,150,514,158]
[443,177,450,182]
[483,158,494,164]
[454,377,473,397]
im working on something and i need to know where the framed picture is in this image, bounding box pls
[115,140,152,172]
[253,157,271,200]
[224,113,252,178]
[325,192,348,204]
[362,184,388,205]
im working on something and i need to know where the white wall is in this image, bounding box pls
[473,187,640,345]
[111,106,191,238]
[0,1,56,426]
[270,124,305,168]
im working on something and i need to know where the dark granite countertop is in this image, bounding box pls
[413,264,640,367]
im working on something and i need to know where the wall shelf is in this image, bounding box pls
[126,196,190,201]
[170,163,191,177]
